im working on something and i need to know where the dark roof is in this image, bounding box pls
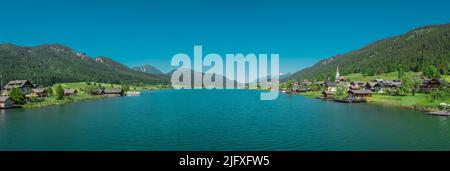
[371,79,384,83]
[348,90,373,95]
[351,81,365,85]
[32,88,47,93]
[0,96,11,103]
[3,80,32,89]
[428,78,445,84]
[63,89,77,94]
[91,89,104,94]
[325,82,337,87]
[365,82,378,87]
[104,88,123,94]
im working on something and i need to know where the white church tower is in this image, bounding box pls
[335,66,340,81]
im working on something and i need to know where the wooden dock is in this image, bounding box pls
[333,99,368,103]
[428,110,450,116]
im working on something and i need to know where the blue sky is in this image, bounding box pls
[1,0,450,73]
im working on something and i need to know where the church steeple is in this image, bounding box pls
[335,66,340,81]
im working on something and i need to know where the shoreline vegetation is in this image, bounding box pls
[19,82,171,109]
[282,70,449,113]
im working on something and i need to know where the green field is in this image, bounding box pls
[369,93,446,112]
[443,75,450,82]
[295,91,322,98]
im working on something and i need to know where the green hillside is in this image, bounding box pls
[0,44,170,86]
[288,23,450,81]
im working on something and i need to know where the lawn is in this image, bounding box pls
[369,93,446,112]
[294,91,322,98]
[443,75,450,82]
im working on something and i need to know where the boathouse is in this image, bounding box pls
[347,90,373,101]
[0,96,14,109]
[104,88,124,96]
[322,91,334,99]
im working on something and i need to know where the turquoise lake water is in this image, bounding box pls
[0,89,449,150]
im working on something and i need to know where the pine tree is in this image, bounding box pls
[54,84,64,100]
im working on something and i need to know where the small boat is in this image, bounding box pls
[125,91,141,96]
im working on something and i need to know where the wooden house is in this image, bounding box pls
[350,81,365,87]
[420,78,446,92]
[31,88,48,97]
[293,88,308,93]
[63,89,78,96]
[315,81,326,87]
[2,80,33,94]
[104,88,124,96]
[373,81,401,93]
[91,89,104,95]
[364,82,378,91]
[0,96,14,109]
[322,91,335,99]
[347,90,373,101]
[325,82,337,92]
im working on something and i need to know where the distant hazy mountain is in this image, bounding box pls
[288,23,450,80]
[167,68,244,87]
[0,43,169,86]
[132,65,164,75]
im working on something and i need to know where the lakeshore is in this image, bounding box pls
[282,71,449,114]
[1,81,170,109]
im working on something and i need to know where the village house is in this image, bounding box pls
[104,88,124,96]
[373,80,402,93]
[347,90,373,101]
[0,96,14,109]
[325,82,337,91]
[371,79,384,83]
[63,89,78,96]
[420,78,446,92]
[30,88,48,97]
[2,80,34,94]
[300,80,312,86]
[293,88,308,93]
[91,89,104,95]
[350,81,365,87]
[315,81,326,87]
[322,91,335,99]
[364,82,378,91]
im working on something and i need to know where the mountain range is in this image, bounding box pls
[0,43,169,86]
[132,65,164,75]
[288,23,450,81]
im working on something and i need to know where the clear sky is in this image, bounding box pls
[1,0,450,73]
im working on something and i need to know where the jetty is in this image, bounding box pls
[428,110,450,116]
[126,91,141,96]
[333,99,368,103]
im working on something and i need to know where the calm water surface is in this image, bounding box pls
[0,90,449,150]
